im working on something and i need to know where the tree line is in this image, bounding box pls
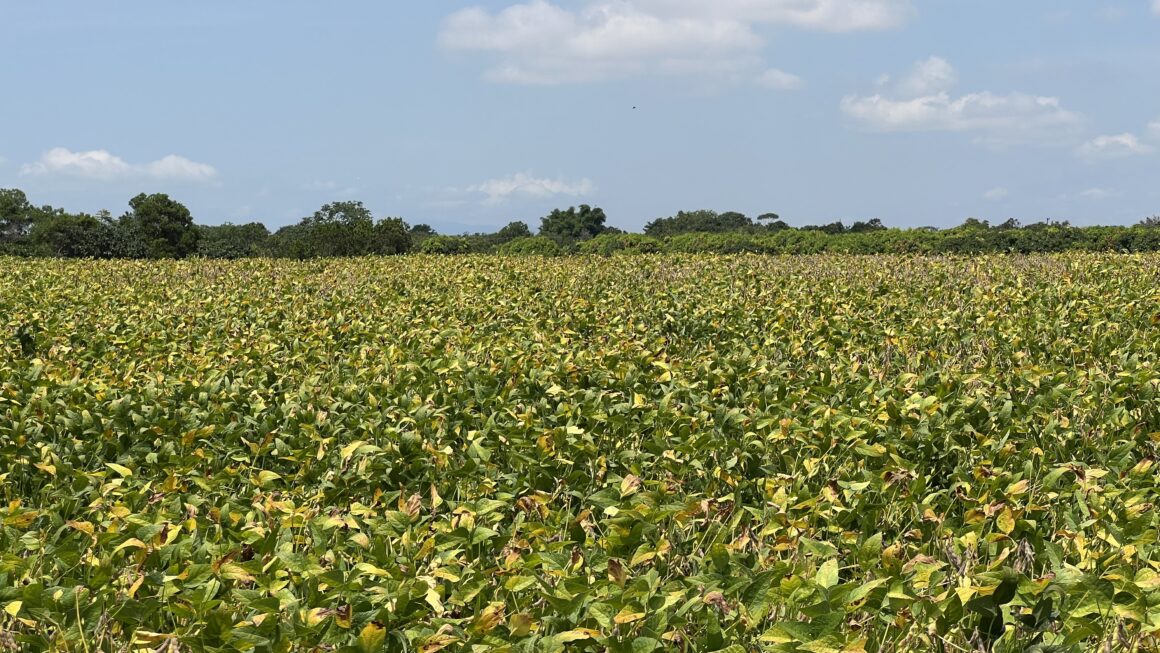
[3,187,1160,259]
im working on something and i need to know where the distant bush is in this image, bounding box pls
[497,236,562,256]
[578,233,662,255]
[664,232,776,254]
[197,222,270,259]
[419,235,472,254]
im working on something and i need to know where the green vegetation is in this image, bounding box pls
[2,254,1159,651]
[3,187,1160,259]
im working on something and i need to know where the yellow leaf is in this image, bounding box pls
[219,563,255,583]
[114,538,148,553]
[132,631,176,645]
[341,440,368,462]
[106,463,133,477]
[996,508,1015,535]
[303,607,329,626]
[420,635,459,653]
[613,608,645,625]
[472,603,505,634]
[556,629,600,643]
[1006,479,1029,496]
[67,520,95,536]
[508,612,536,637]
[620,474,642,498]
[3,601,21,617]
[358,622,386,652]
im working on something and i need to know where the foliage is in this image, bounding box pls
[801,221,847,235]
[643,210,756,238]
[496,221,533,242]
[269,202,412,258]
[3,254,1159,651]
[409,224,438,248]
[197,223,271,259]
[577,233,662,255]
[27,212,118,258]
[539,205,608,245]
[848,218,886,233]
[496,235,562,256]
[5,186,1160,260]
[120,193,200,259]
[420,235,473,255]
[0,188,37,247]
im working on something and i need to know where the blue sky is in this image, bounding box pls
[2,1,1158,233]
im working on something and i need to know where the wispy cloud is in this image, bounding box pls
[21,148,217,182]
[841,57,1082,145]
[1075,187,1120,200]
[440,0,911,85]
[755,68,803,90]
[468,172,594,204]
[1076,133,1154,160]
[983,187,1009,201]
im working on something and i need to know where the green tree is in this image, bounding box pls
[0,188,36,246]
[302,201,377,257]
[496,221,532,243]
[849,218,885,233]
[120,193,199,258]
[197,222,271,259]
[958,218,991,230]
[28,212,117,258]
[539,205,607,244]
[409,223,437,247]
[419,235,472,254]
[644,210,754,237]
[801,221,846,235]
[270,202,411,258]
[372,217,412,255]
[757,213,790,231]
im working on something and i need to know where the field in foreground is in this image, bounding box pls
[2,254,1159,653]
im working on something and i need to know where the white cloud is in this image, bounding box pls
[1076,133,1154,159]
[1154,0,1160,14]
[983,187,1009,201]
[143,155,218,181]
[895,56,957,96]
[1148,118,1160,139]
[468,172,594,204]
[21,148,217,182]
[841,58,1082,144]
[632,0,914,31]
[440,0,911,84]
[755,68,803,90]
[1077,187,1119,200]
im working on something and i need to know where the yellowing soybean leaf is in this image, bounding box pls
[106,463,133,477]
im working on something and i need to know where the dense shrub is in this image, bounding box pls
[419,235,472,254]
[578,233,662,255]
[496,235,562,256]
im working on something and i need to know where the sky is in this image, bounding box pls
[1,1,1158,233]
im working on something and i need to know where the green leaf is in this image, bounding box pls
[816,559,840,589]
